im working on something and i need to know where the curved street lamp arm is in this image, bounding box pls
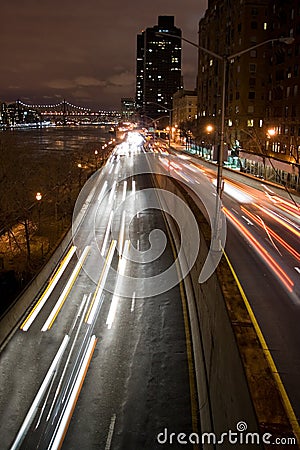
[156,32,223,60]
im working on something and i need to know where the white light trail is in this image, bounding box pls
[10,336,70,450]
[41,246,90,331]
[48,335,97,450]
[131,292,136,313]
[106,240,130,329]
[86,240,117,325]
[122,180,127,202]
[101,210,114,256]
[118,211,126,258]
[108,181,116,204]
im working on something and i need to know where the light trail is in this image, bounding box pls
[48,335,97,450]
[224,207,294,292]
[101,210,114,256]
[106,240,130,329]
[20,246,77,331]
[41,246,90,331]
[253,203,300,238]
[122,180,127,202]
[108,181,116,204]
[118,211,126,258]
[10,336,70,450]
[241,206,300,261]
[86,240,117,325]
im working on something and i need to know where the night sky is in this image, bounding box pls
[1,0,207,111]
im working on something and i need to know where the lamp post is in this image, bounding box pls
[157,32,294,198]
[147,102,172,146]
[35,191,42,230]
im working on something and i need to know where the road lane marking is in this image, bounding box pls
[20,246,77,331]
[10,335,70,450]
[295,267,300,274]
[49,335,97,450]
[241,215,253,226]
[105,414,117,450]
[223,251,300,444]
[86,240,117,325]
[41,246,90,331]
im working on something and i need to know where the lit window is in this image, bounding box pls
[209,59,213,66]
[228,119,233,126]
[264,22,267,30]
[247,119,254,127]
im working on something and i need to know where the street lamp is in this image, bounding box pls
[157,32,294,198]
[147,102,172,146]
[35,192,42,230]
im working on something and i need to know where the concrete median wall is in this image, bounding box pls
[154,172,295,448]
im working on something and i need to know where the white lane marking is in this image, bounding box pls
[131,292,136,313]
[295,267,300,274]
[49,335,97,450]
[242,215,254,226]
[108,165,113,174]
[87,240,117,325]
[21,247,77,331]
[137,240,140,251]
[41,246,90,331]
[122,180,127,202]
[10,336,70,450]
[105,414,117,450]
[101,210,114,256]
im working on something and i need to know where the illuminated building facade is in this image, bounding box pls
[136,16,182,122]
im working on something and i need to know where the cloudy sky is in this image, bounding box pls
[1,0,207,110]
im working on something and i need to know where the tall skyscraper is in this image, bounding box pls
[136,16,182,122]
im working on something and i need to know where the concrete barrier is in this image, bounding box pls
[154,172,296,448]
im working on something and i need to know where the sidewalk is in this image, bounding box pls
[169,142,300,202]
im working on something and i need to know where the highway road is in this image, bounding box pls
[0,135,198,449]
[1,131,299,449]
[155,140,300,426]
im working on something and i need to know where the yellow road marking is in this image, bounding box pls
[223,250,300,443]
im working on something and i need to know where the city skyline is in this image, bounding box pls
[1,0,207,110]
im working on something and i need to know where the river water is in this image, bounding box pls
[0,125,114,156]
